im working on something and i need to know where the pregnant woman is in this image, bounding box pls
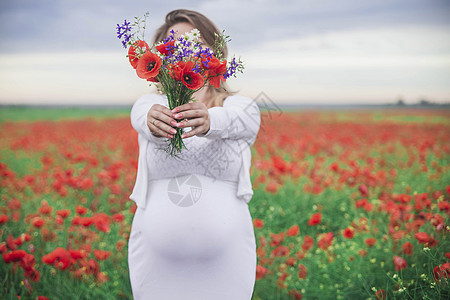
[127,9,261,300]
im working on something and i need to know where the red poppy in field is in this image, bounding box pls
[3,249,27,263]
[128,40,149,69]
[82,258,100,275]
[433,263,450,282]
[318,232,334,250]
[355,198,368,209]
[136,51,162,80]
[116,240,127,252]
[272,156,288,173]
[0,243,6,253]
[286,257,297,266]
[41,247,71,270]
[39,204,52,215]
[256,264,268,280]
[180,61,204,90]
[93,249,112,261]
[97,271,109,284]
[302,235,314,251]
[69,249,87,260]
[358,249,368,256]
[402,242,413,255]
[32,217,45,228]
[365,238,377,247]
[288,289,303,300]
[298,263,307,279]
[438,201,450,213]
[445,252,450,259]
[414,232,438,247]
[0,215,8,225]
[112,213,125,223]
[93,213,111,233]
[56,209,71,219]
[272,245,290,257]
[393,255,407,271]
[342,227,355,239]
[269,232,285,247]
[75,205,88,216]
[14,233,31,246]
[265,181,279,194]
[359,184,369,197]
[307,213,322,226]
[253,218,264,229]
[286,224,300,236]
[375,289,386,300]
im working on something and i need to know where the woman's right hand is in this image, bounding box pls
[147,104,178,138]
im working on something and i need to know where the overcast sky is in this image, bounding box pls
[0,0,449,105]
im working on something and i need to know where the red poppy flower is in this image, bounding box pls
[365,238,377,247]
[393,255,407,271]
[342,227,355,239]
[286,224,299,237]
[93,249,112,261]
[39,205,52,215]
[128,40,149,69]
[301,235,314,251]
[41,247,71,270]
[253,218,264,229]
[32,217,45,228]
[136,51,162,80]
[75,205,88,216]
[433,263,450,282]
[256,264,268,280]
[56,209,71,219]
[112,213,125,223]
[3,249,27,263]
[375,289,386,300]
[0,215,8,225]
[401,242,412,256]
[318,232,334,250]
[269,232,285,247]
[180,61,204,90]
[206,56,227,89]
[298,263,307,279]
[155,40,175,56]
[271,245,290,257]
[307,213,322,226]
[358,249,368,256]
[168,61,186,81]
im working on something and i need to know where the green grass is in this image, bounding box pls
[0,107,131,122]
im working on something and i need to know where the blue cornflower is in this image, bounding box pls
[117,19,133,48]
[192,64,202,74]
[202,58,210,68]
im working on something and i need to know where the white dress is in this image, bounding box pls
[127,93,261,299]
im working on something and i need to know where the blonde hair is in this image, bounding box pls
[152,9,236,107]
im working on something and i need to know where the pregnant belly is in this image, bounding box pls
[140,174,249,261]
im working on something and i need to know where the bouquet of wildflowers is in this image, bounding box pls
[116,12,244,157]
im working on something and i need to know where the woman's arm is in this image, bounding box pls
[130,94,172,144]
[197,95,261,146]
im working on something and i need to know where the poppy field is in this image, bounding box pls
[0,107,449,299]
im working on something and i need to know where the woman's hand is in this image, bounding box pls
[147,104,178,138]
[171,101,210,139]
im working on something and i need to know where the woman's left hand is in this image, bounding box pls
[171,101,210,138]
